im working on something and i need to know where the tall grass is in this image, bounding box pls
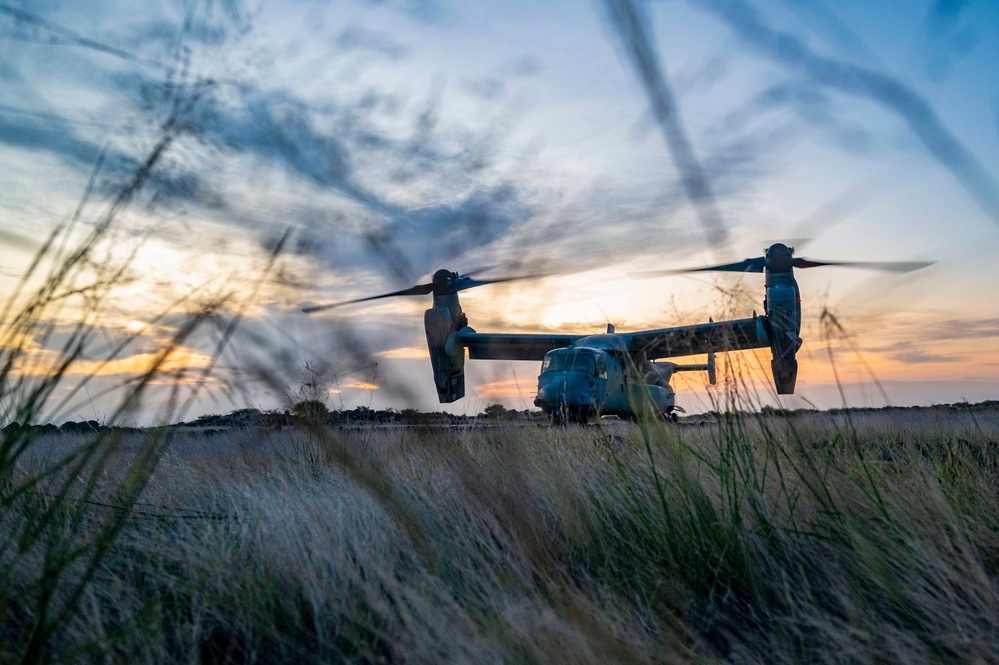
[4,408,998,663]
[0,85,290,662]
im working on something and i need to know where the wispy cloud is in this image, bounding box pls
[687,0,999,227]
[890,348,954,364]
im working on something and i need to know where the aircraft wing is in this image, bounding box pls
[456,329,581,361]
[626,316,769,360]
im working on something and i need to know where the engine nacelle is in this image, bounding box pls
[766,282,802,394]
[425,303,466,403]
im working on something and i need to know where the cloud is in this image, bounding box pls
[0,4,163,68]
[10,345,213,378]
[379,346,429,359]
[918,317,999,343]
[0,69,220,211]
[99,54,547,283]
[341,378,380,391]
[1,0,717,302]
[69,348,213,377]
[148,304,427,404]
[24,321,166,361]
[889,349,954,364]
[602,0,728,248]
[774,0,884,68]
[689,0,999,228]
[0,108,104,166]
[925,0,970,36]
[335,25,410,60]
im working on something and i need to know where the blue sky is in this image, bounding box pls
[2,0,999,422]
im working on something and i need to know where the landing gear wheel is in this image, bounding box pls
[669,411,679,423]
[570,407,590,425]
[552,406,589,426]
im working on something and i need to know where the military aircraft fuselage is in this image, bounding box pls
[533,333,720,422]
[532,335,656,421]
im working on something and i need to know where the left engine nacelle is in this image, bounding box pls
[425,305,466,403]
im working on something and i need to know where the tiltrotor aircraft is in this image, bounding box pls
[304,243,930,423]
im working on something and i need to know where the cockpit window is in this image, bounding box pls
[541,349,605,377]
[541,349,568,373]
[566,352,595,374]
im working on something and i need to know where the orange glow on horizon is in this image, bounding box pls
[8,346,214,379]
[379,347,429,360]
[342,378,379,391]
[475,378,537,401]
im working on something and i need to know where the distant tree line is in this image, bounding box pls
[1,421,145,437]
[4,400,998,434]
[182,400,547,430]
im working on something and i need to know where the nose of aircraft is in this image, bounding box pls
[535,372,593,409]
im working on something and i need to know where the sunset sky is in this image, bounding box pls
[2,0,999,423]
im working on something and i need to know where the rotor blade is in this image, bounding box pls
[628,269,693,279]
[451,273,553,292]
[629,257,766,279]
[301,282,433,313]
[792,258,934,272]
[460,265,498,278]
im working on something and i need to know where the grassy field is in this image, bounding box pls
[3,407,999,664]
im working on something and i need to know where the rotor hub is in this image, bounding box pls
[765,243,794,272]
[432,269,458,295]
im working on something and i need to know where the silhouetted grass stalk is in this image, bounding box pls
[0,83,289,663]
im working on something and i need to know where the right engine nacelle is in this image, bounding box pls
[766,283,802,394]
